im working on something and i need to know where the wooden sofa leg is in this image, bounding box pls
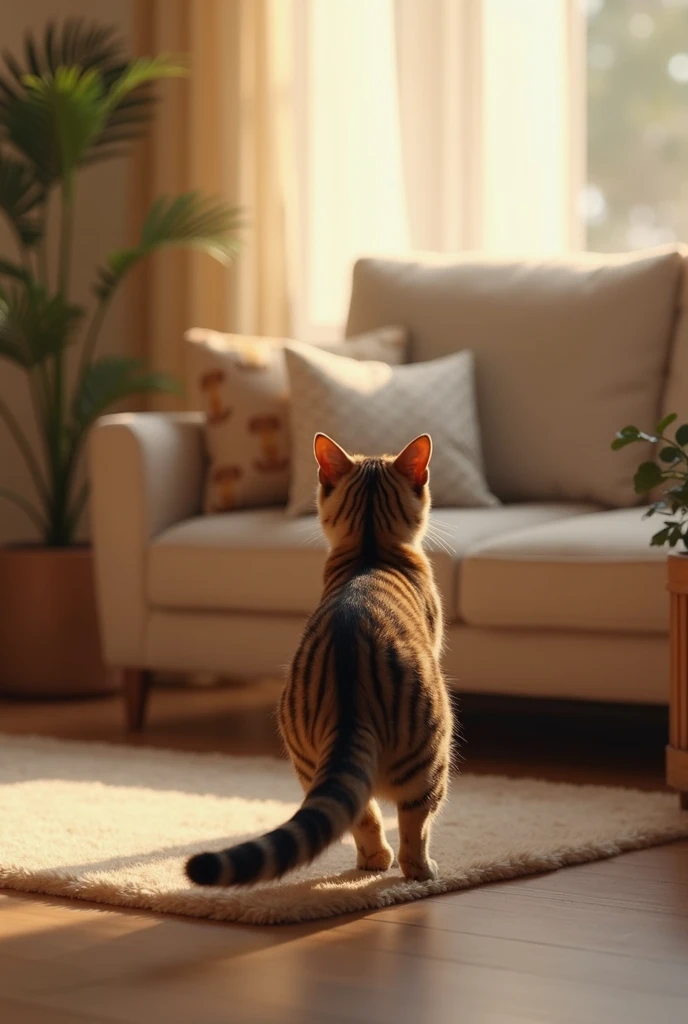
[123,669,153,732]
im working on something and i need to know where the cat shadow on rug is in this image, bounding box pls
[51,829,404,888]
[51,834,256,878]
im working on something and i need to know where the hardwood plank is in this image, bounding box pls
[16,938,688,1024]
[0,1000,115,1024]
[479,865,688,915]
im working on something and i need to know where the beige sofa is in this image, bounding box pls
[91,247,688,726]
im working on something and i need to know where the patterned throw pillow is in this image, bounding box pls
[284,344,499,515]
[185,327,408,512]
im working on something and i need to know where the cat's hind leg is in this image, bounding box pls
[396,761,448,882]
[352,799,394,872]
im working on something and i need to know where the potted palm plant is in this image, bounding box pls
[0,20,240,696]
[612,413,688,808]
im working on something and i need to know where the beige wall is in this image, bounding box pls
[0,0,136,543]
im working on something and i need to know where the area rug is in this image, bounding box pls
[2,734,688,925]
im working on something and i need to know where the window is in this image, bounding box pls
[585,0,688,251]
[292,0,688,336]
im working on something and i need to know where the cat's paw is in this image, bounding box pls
[399,857,439,882]
[356,844,395,872]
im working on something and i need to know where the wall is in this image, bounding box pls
[0,0,136,543]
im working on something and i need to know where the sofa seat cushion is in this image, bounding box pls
[460,509,668,633]
[148,504,597,620]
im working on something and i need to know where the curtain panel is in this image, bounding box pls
[133,0,297,405]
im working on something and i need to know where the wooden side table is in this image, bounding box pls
[667,554,688,810]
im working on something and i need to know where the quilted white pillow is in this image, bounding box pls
[284,343,499,515]
[185,327,407,512]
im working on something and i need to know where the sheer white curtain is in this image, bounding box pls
[292,0,410,339]
[292,0,585,338]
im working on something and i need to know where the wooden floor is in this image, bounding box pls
[1,681,688,1024]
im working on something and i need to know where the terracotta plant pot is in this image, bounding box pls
[0,546,117,698]
[666,552,688,809]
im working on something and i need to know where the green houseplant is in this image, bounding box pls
[613,412,688,809]
[0,20,240,695]
[611,413,688,549]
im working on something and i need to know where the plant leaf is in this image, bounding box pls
[657,412,678,435]
[676,424,688,447]
[12,67,107,188]
[0,257,33,284]
[650,526,672,547]
[0,485,46,532]
[0,151,44,245]
[0,283,83,368]
[669,526,683,547]
[611,425,643,450]
[95,192,242,298]
[659,446,682,464]
[103,55,186,112]
[633,461,663,494]
[0,19,157,160]
[643,501,667,518]
[667,486,688,514]
[71,355,181,432]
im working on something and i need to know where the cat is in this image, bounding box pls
[186,432,452,887]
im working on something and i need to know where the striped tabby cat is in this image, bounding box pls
[186,433,452,887]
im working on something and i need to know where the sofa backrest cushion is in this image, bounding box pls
[345,248,684,507]
[659,254,688,428]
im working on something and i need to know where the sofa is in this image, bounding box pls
[90,246,688,728]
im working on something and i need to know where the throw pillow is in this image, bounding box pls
[284,344,499,515]
[185,327,407,512]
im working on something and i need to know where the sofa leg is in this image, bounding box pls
[681,792,688,812]
[123,669,153,732]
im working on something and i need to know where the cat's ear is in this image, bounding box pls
[314,433,354,488]
[393,434,432,491]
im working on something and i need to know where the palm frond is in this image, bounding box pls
[0,19,235,547]
[95,192,242,299]
[0,19,154,156]
[0,151,44,246]
[0,283,83,368]
[10,67,107,187]
[0,20,118,104]
[71,356,181,432]
[0,257,33,284]
[0,486,46,532]
[104,55,187,112]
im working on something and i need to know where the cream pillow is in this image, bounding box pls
[284,344,499,515]
[185,327,407,512]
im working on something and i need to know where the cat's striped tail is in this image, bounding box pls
[185,748,374,887]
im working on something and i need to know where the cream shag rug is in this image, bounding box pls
[2,734,688,926]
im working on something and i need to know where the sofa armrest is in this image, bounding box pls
[89,412,206,667]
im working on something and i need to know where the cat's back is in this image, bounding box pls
[297,548,440,663]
